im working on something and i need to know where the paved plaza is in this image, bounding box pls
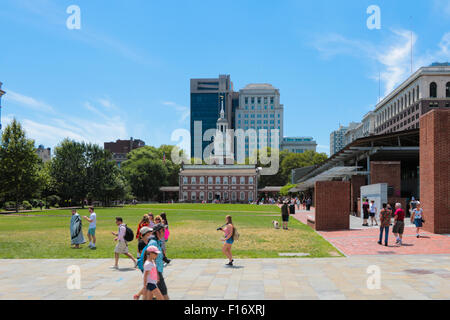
[0,255,449,300]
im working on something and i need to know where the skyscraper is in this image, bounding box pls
[190,75,234,160]
[234,84,284,156]
[0,82,5,131]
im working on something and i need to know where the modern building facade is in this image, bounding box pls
[190,75,235,159]
[374,63,450,135]
[281,137,317,153]
[179,164,259,203]
[104,137,145,167]
[36,145,51,163]
[234,84,284,156]
[0,82,5,131]
[330,122,358,155]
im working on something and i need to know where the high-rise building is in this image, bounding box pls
[190,75,235,159]
[234,84,284,156]
[104,137,145,167]
[330,122,359,155]
[0,82,5,131]
[281,137,317,153]
[36,145,51,163]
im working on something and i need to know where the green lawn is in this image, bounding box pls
[0,204,342,259]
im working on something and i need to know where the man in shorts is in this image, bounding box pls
[392,203,405,245]
[83,206,97,249]
[111,217,136,269]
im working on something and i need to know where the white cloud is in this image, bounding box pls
[4,90,54,112]
[162,101,190,123]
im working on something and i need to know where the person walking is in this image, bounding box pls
[411,202,424,238]
[369,200,378,226]
[70,209,86,249]
[136,214,150,240]
[362,198,370,226]
[281,200,289,230]
[133,226,153,300]
[219,215,235,266]
[160,212,171,265]
[409,197,418,218]
[378,203,390,246]
[306,197,312,211]
[83,206,97,250]
[111,217,136,270]
[142,246,164,300]
[392,203,406,245]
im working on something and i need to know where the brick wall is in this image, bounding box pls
[314,181,350,231]
[370,161,401,197]
[420,109,450,234]
[350,175,366,216]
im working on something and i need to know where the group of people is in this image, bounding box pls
[375,199,425,246]
[70,206,97,249]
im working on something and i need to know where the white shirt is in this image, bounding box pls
[144,261,158,284]
[89,212,97,228]
[369,203,377,213]
[118,224,126,241]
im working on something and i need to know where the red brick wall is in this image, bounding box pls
[370,161,401,197]
[350,175,366,216]
[420,109,450,234]
[314,181,350,231]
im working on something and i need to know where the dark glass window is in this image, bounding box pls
[430,82,437,98]
[446,82,450,98]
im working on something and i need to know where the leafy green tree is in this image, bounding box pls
[37,160,56,208]
[0,119,40,212]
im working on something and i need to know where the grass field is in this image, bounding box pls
[0,204,342,259]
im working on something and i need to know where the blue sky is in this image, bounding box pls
[1,0,449,155]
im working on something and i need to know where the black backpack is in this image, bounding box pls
[124,224,134,242]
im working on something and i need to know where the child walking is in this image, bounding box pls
[143,246,164,300]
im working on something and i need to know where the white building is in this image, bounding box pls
[234,84,284,155]
[281,137,317,153]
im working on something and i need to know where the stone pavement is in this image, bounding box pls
[0,255,449,300]
[293,209,450,256]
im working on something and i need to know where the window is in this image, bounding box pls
[199,192,204,200]
[264,97,268,104]
[270,97,274,104]
[240,177,245,184]
[208,192,213,200]
[183,177,188,184]
[231,192,237,201]
[223,177,228,184]
[191,177,196,184]
[446,82,450,98]
[251,97,255,104]
[231,177,236,184]
[224,192,228,200]
[249,177,254,184]
[240,192,245,201]
[191,192,196,201]
[208,177,213,184]
[257,97,261,104]
[245,97,248,104]
[215,177,221,184]
[249,192,254,201]
[200,176,205,184]
[183,192,188,200]
[430,82,437,98]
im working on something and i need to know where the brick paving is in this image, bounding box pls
[292,209,450,256]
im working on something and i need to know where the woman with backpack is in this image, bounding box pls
[219,215,236,266]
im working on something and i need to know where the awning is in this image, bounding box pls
[159,186,179,192]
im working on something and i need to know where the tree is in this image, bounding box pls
[0,119,40,212]
[37,160,57,208]
[281,150,328,183]
[50,139,88,207]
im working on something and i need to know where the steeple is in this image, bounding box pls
[219,95,225,119]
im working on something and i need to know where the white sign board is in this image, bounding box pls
[360,183,388,218]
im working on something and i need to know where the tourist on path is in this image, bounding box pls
[136,214,150,240]
[70,209,85,249]
[409,197,419,218]
[393,203,406,245]
[369,200,378,226]
[83,206,97,250]
[143,246,164,300]
[160,212,171,265]
[133,226,153,300]
[411,202,424,238]
[219,215,235,266]
[137,224,169,300]
[111,217,136,269]
[306,197,312,211]
[362,198,370,226]
[378,203,390,246]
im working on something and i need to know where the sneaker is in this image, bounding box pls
[417,235,420,238]
[110,265,119,270]
[90,246,96,250]
[377,241,382,245]
[384,244,388,247]
[226,260,234,266]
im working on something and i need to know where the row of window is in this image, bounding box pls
[182,176,254,185]
[239,120,279,124]
[243,105,275,110]
[244,96,275,105]
[431,81,450,98]
[238,113,277,118]
[183,191,254,201]
[377,85,420,126]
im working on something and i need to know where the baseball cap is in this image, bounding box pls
[152,223,164,232]
[140,226,152,236]
[146,245,161,254]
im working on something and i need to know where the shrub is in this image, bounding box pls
[22,201,32,210]
[4,201,16,210]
